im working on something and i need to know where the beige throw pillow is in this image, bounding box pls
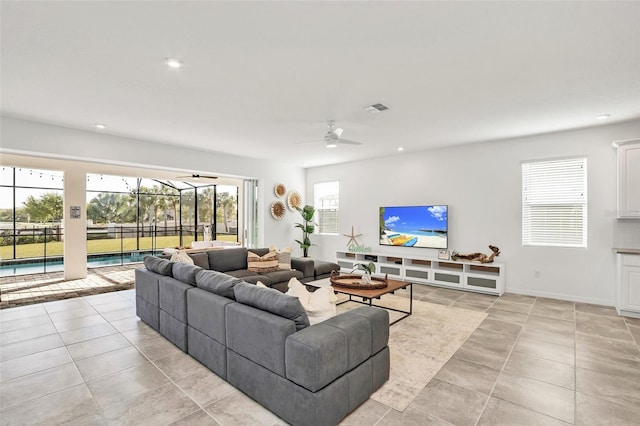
[269,245,292,270]
[170,250,194,265]
[247,250,279,273]
[286,277,337,325]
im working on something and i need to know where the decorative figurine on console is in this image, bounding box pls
[451,245,500,263]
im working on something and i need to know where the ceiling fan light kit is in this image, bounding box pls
[295,120,365,148]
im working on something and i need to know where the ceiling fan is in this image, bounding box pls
[174,174,218,181]
[298,121,364,148]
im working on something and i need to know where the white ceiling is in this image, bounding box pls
[2,1,639,168]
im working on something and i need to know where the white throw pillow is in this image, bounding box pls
[170,250,194,265]
[256,281,268,288]
[286,277,337,325]
[269,245,292,270]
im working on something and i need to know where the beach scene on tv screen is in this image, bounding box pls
[380,205,448,249]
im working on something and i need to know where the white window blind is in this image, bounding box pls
[522,157,587,247]
[314,181,339,234]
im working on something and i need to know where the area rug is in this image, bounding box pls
[336,294,487,412]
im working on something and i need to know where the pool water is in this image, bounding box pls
[0,252,154,277]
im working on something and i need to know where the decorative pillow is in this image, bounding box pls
[286,277,337,325]
[234,282,310,331]
[170,250,194,265]
[247,250,279,273]
[256,281,268,288]
[144,256,173,276]
[269,245,292,271]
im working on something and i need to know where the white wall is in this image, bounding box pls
[306,119,640,305]
[0,116,308,263]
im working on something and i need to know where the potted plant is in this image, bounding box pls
[352,261,376,284]
[295,205,317,257]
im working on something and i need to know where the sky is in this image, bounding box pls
[382,205,448,231]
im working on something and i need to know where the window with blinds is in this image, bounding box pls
[522,157,587,247]
[314,181,339,234]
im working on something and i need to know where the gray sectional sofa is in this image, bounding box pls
[135,256,390,426]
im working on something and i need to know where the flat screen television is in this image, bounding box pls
[379,205,448,249]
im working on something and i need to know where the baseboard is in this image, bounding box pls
[505,287,614,307]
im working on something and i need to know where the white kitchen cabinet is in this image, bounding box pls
[615,139,640,218]
[616,252,640,318]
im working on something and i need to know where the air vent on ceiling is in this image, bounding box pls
[363,103,390,114]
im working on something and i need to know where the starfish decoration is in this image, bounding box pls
[343,226,363,247]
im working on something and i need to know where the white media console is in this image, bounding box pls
[336,250,505,296]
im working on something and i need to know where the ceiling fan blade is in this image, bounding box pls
[339,140,362,145]
[332,127,344,138]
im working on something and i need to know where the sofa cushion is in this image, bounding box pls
[144,256,173,276]
[247,250,279,273]
[314,260,341,277]
[170,250,194,265]
[269,245,292,270]
[195,269,243,299]
[172,262,202,286]
[259,269,303,285]
[221,269,267,281]
[233,282,310,331]
[208,248,248,272]
[189,252,210,269]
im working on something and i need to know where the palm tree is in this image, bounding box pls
[216,191,237,233]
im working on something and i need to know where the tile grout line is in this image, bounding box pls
[471,294,526,426]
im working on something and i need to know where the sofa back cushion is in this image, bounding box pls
[247,250,279,273]
[189,252,209,269]
[208,248,248,272]
[195,269,243,299]
[171,262,202,286]
[144,256,173,276]
[233,282,310,331]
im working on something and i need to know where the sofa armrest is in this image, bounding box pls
[284,306,389,392]
[291,257,314,279]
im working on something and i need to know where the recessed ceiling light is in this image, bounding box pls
[397,147,405,152]
[165,58,183,68]
[94,123,106,129]
[326,141,338,148]
[596,114,611,120]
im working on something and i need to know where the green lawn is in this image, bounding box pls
[0,234,238,260]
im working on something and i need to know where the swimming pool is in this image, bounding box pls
[0,252,155,277]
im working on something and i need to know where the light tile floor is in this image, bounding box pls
[1,275,640,425]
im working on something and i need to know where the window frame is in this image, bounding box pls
[522,156,587,248]
[313,180,340,235]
